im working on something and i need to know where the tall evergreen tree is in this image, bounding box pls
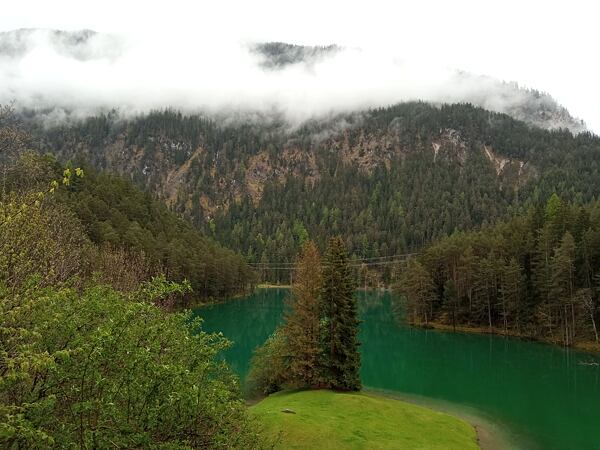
[282,241,323,387]
[320,236,361,391]
[500,257,523,334]
[550,232,577,345]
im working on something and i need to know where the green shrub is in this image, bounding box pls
[0,281,263,449]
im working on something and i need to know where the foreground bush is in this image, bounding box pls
[0,281,263,449]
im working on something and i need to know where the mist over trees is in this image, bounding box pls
[0,29,589,133]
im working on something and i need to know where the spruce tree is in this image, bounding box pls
[550,232,576,345]
[320,236,361,391]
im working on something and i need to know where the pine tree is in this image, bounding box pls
[474,255,499,332]
[500,257,523,334]
[320,236,361,391]
[550,232,576,345]
[457,246,477,318]
[397,259,435,324]
[282,241,322,387]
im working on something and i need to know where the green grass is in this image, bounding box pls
[251,390,479,450]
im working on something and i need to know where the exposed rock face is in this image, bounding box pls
[37,114,536,222]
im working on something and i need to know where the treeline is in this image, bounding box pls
[398,195,600,347]
[60,165,255,300]
[7,153,254,301]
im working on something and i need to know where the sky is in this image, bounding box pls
[1,0,599,132]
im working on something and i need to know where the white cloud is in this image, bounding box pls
[0,0,598,132]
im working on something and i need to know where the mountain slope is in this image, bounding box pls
[29,103,600,282]
[6,152,254,298]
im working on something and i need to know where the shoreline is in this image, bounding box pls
[417,321,600,354]
[256,283,291,289]
[241,286,600,355]
[363,388,525,450]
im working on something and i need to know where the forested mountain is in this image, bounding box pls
[398,196,600,348]
[29,103,600,282]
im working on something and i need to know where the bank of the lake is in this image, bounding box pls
[194,288,600,450]
[415,321,600,354]
[251,389,479,450]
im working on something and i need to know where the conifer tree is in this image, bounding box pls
[282,241,322,387]
[398,259,435,324]
[500,257,523,333]
[320,236,361,391]
[550,232,576,345]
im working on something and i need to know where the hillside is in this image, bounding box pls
[28,103,600,282]
[4,151,254,300]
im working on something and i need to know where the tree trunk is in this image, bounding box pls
[591,312,599,343]
[487,297,492,332]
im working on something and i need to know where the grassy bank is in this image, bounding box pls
[418,321,600,354]
[250,390,479,449]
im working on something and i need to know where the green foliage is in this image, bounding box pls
[0,109,265,448]
[135,274,192,306]
[399,197,600,346]
[249,239,361,394]
[0,281,263,449]
[319,237,361,391]
[62,167,255,300]
[247,329,289,396]
[5,152,254,300]
[397,260,436,324]
[282,242,322,387]
[0,191,90,290]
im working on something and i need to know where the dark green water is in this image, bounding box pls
[194,289,600,450]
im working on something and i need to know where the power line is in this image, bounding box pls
[249,253,416,267]
[249,253,416,270]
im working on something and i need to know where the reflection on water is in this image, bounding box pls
[195,289,600,450]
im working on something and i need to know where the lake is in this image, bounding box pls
[194,288,600,450]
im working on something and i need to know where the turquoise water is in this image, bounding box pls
[194,289,600,450]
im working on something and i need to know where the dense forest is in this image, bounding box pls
[397,196,600,347]
[27,103,600,283]
[6,152,254,301]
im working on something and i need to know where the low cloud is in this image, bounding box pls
[0,29,588,133]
